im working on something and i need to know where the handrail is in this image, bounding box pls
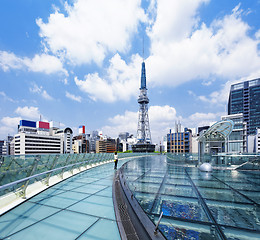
[0,153,151,199]
[0,158,96,192]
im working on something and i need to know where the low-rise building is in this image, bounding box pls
[167,126,192,153]
[96,138,116,153]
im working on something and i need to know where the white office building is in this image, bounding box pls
[14,120,73,155]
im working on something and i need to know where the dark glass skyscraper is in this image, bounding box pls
[228,78,260,135]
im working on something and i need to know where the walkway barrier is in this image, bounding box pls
[0,152,150,212]
[166,153,260,169]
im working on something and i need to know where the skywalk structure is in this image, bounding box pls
[132,61,155,152]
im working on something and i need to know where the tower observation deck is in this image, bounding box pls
[132,61,155,152]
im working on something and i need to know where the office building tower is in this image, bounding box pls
[228,78,260,135]
[88,131,99,153]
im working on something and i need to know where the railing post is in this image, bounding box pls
[0,155,3,167]
[44,155,59,186]
[17,155,40,199]
[59,154,71,179]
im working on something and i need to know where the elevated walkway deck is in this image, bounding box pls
[0,159,129,240]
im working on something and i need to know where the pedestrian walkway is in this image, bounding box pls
[0,159,129,240]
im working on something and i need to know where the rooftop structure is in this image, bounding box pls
[198,120,234,157]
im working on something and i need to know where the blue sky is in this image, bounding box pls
[0,0,260,143]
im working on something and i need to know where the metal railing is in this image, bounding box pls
[166,153,260,169]
[0,152,150,199]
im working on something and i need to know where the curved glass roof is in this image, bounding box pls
[198,120,234,142]
[120,155,260,240]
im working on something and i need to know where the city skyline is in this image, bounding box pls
[1,0,260,143]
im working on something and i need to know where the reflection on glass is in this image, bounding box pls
[121,155,260,240]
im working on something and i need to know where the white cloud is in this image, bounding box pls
[0,91,16,103]
[146,2,260,87]
[0,51,23,71]
[37,0,146,65]
[15,106,41,120]
[0,51,67,75]
[0,117,22,139]
[102,105,178,143]
[184,112,224,128]
[29,83,54,100]
[148,0,209,43]
[1,116,21,128]
[75,53,140,102]
[101,105,224,144]
[102,110,138,137]
[41,90,53,100]
[24,54,68,75]
[65,91,82,102]
[194,71,260,106]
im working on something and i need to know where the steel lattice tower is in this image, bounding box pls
[137,61,152,144]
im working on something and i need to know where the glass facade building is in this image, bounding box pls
[228,78,260,135]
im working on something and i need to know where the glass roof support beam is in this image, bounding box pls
[133,169,151,182]
[184,169,227,240]
[212,175,260,207]
[148,170,168,215]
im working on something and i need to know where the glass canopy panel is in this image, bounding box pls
[198,120,234,142]
[121,155,260,240]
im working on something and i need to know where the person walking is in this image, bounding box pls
[114,151,118,169]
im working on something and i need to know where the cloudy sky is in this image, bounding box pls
[0,0,260,143]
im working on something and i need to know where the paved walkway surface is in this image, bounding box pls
[0,159,129,240]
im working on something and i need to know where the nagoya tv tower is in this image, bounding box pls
[133,58,155,152]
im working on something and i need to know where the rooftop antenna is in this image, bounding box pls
[142,34,144,62]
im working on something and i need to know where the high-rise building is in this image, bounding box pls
[228,78,260,135]
[88,130,99,153]
[132,61,155,152]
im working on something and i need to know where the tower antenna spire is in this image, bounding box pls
[132,41,155,152]
[142,34,144,62]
